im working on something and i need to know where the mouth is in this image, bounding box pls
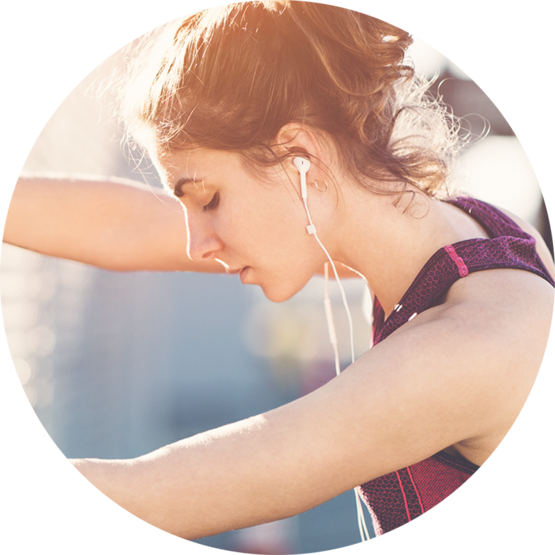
[225,266,250,275]
[239,267,250,284]
[225,266,251,282]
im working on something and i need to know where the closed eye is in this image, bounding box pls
[202,193,220,212]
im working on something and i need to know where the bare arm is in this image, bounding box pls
[72,269,553,539]
[3,175,223,272]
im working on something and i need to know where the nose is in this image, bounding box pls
[185,211,224,261]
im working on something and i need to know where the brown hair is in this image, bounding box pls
[120,1,458,198]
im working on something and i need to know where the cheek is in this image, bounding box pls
[220,187,307,252]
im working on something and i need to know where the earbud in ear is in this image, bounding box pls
[292,157,310,199]
[292,156,310,174]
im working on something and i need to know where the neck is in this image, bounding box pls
[327,183,485,317]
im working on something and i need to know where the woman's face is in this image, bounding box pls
[154,148,329,302]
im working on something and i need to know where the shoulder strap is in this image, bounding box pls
[373,197,554,344]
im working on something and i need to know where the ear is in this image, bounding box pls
[274,123,332,181]
[274,123,321,155]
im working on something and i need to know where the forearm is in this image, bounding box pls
[71,414,329,539]
[3,175,221,272]
[72,448,250,539]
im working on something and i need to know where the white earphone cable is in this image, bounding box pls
[324,260,370,543]
[302,196,356,363]
[295,159,371,541]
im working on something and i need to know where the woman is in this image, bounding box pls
[4,0,554,544]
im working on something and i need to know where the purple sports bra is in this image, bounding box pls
[357,196,554,536]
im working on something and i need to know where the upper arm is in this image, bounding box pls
[274,310,517,487]
[280,262,553,482]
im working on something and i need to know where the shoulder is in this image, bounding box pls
[440,202,555,377]
[428,266,553,380]
[439,268,550,437]
[495,204,555,279]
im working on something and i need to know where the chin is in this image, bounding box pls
[265,291,297,303]
[257,285,292,303]
[259,277,310,304]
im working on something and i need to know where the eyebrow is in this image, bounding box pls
[171,177,204,198]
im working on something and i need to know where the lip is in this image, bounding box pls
[225,266,250,283]
[239,266,250,284]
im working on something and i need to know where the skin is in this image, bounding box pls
[5,126,555,539]
[152,142,339,303]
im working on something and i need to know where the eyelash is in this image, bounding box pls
[202,193,220,212]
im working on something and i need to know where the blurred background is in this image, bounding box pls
[0,24,551,555]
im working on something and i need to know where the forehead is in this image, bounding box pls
[154,148,244,189]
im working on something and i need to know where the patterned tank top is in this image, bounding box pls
[357,196,554,536]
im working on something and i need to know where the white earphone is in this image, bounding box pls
[293,157,316,235]
[292,156,371,542]
[292,156,310,199]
